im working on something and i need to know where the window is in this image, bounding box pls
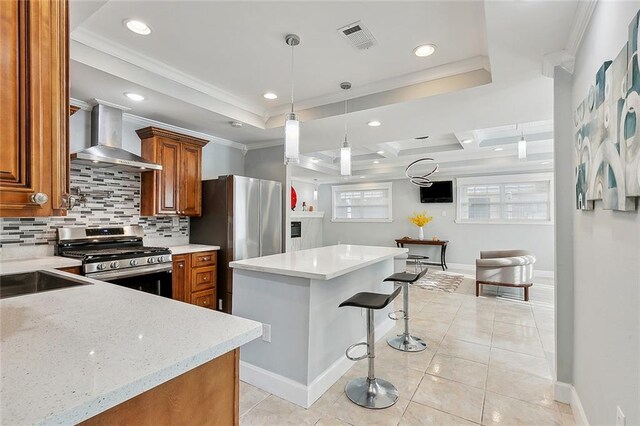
[457,173,553,224]
[331,182,393,222]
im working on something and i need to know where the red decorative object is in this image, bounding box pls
[291,186,297,210]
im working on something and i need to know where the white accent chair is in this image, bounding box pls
[475,250,536,301]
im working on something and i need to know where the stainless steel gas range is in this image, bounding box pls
[56,225,173,297]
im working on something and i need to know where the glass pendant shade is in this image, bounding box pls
[518,136,527,159]
[285,112,300,164]
[313,188,318,201]
[340,143,351,176]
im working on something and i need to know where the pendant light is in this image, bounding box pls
[406,137,439,187]
[517,123,527,159]
[313,179,318,201]
[284,34,301,165]
[340,82,352,176]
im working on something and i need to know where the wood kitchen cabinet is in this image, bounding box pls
[0,0,71,217]
[81,348,240,425]
[136,127,208,217]
[172,251,217,310]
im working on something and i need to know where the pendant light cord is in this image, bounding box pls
[344,99,348,144]
[290,44,295,114]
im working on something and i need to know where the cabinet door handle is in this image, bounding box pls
[178,264,184,268]
[203,300,208,305]
[203,276,208,281]
[30,192,49,206]
[200,256,211,261]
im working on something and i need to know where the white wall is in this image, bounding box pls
[553,67,575,386]
[291,180,318,212]
[318,177,555,271]
[69,110,245,178]
[243,145,290,250]
[566,2,640,424]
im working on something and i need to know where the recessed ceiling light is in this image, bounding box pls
[541,161,551,165]
[230,121,243,128]
[494,147,504,151]
[373,160,380,164]
[360,176,365,179]
[124,19,151,35]
[376,150,385,155]
[124,92,145,101]
[263,92,278,100]
[311,158,320,163]
[462,139,473,144]
[413,44,436,57]
[368,120,382,127]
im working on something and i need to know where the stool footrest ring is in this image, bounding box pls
[388,310,407,321]
[345,342,369,361]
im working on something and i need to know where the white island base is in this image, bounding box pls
[230,245,407,408]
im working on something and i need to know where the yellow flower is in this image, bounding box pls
[409,211,432,227]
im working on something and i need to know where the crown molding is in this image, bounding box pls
[542,50,576,78]
[565,0,598,56]
[71,27,268,119]
[267,56,491,117]
[541,0,597,78]
[122,113,247,151]
[69,98,92,111]
[245,139,284,151]
[70,97,247,151]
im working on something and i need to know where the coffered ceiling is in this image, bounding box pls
[69,0,589,179]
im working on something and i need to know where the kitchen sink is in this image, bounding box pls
[0,271,91,299]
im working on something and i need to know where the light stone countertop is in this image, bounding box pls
[0,271,262,425]
[230,244,407,280]
[0,256,82,276]
[168,244,221,255]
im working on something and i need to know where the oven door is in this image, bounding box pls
[86,264,173,298]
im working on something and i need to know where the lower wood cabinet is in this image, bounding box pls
[80,348,240,425]
[172,251,217,309]
[56,266,81,275]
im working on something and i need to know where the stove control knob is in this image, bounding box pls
[97,263,106,270]
[130,259,138,266]
[110,261,120,269]
[157,256,165,263]
[147,257,155,264]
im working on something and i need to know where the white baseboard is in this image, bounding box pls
[240,319,395,409]
[555,382,590,426]
[240,361,309,407]
[554,381,573,404]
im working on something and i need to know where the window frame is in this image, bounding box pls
[455,173,554,225]
[331,182,394,223]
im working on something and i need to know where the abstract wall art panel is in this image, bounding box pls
[574,9,640,211]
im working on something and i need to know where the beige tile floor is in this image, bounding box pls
[239,275,574,426]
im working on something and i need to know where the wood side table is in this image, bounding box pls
[395,238,449,270]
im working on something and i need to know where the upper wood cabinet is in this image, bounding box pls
[136,127,208,217]
[0,0,70,217]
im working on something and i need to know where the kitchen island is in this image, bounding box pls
[229,244,407,408]
[0,269,262,425]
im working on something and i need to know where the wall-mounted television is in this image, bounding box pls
[420,181,453,203]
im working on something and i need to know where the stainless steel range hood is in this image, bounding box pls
[71,102,162,172]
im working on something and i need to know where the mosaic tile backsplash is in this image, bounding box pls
[0,166,189,248]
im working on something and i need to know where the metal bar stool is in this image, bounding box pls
[385,268,429,352]
[339,286,402,409]
[406,254,428,273]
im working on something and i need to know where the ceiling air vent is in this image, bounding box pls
[338,21,377,50]
[415,136,429,140]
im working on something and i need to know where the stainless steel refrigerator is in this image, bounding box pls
[190,175,283,313]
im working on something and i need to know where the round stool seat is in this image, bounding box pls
[407,254,429,260]
[339,286,401,310]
